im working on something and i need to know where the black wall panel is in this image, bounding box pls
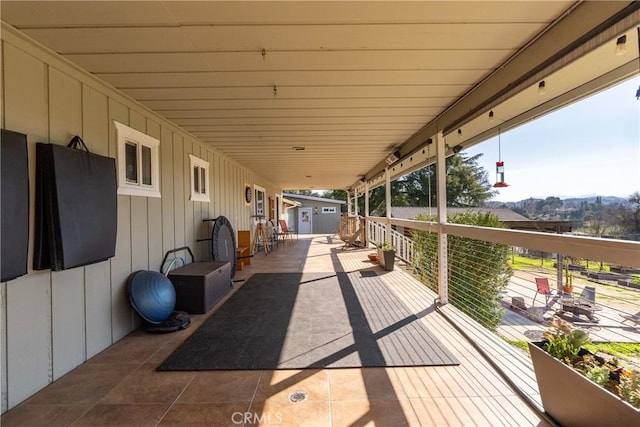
[34,140,117,271]
[1,129,30,282]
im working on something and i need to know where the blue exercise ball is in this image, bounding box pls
[127,270,176,324]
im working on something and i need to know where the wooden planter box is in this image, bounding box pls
[377,248,395,271]
[528,342,640,426]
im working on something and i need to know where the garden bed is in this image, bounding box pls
[581,270,630,281]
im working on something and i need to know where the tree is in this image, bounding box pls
[601,192,640,239]
[321,189,348,212]
[536,197,563,217]
[586,196,606,236]
[627,192,640,235]
[394,167,432,207]
[367,186,387,215]
[374,153,494,214]
[444,153,495,207]
[391,153,494,209]
[322,153,494,215]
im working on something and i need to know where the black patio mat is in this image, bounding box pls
[157,272,459,371]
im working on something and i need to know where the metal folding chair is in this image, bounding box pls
[533,277,555,306]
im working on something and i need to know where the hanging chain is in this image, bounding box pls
[427,144,432,214]
[636,27,640,100]
[498,127,502,161]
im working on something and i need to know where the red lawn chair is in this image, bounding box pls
[278,220,297,240]
[534,277,555,306]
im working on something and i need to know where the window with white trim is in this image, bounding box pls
[114,121,160,198]
[254,185,266,217]
[189,154,210,202]
[322,207,337,214]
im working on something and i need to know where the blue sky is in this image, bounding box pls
[465,75,640,202]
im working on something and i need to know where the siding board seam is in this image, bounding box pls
[45,63,54,386]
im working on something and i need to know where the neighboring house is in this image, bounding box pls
[388,207,573,234]
[282,193,346,234]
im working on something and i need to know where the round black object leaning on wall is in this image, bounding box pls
[211,215,237,279]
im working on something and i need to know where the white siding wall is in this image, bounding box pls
[0,26,278,412]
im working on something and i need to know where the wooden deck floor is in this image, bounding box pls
[2,235,547,427]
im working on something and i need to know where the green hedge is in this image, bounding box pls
[412,212,512,330]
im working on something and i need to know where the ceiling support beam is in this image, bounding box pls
[459,60,639,150]
[359,1,639,189]
[441,2,640,136]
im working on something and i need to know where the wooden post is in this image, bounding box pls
[556,253,564,291]
[364,181,370,246]
[385,167,391,243]
[364,181,370,217]
[435,132,448,304]
[354,188,359,216]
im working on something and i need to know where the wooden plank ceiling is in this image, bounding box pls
[0,1,600,190]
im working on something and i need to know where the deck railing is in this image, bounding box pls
[366,216,639,273]
[366,216,640,365]
[338,215,367,247]
[366,219,414,264]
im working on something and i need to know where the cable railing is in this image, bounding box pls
[411,222,512,331]
[366,216,640,366]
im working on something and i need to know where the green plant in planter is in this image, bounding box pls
[618,369,640,409]
[379,241,395,251]
[543,317,590,362]
[586,365,611,387]
[376,241,396,271]
[541,317,640,409]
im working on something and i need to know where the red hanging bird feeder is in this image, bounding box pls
[493,130,509,188]
[493,161,509,188]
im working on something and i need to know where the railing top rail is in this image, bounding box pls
[366,216,640,268]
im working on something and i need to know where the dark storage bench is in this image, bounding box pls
[168,261,231,314]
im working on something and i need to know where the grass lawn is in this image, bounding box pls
[588,282,640,303]
[508,255,556,269]
[503,340,640,366]
[584,342,640,357]
[508,254,616,272]
[503,339,531,355]
[584,342,640,367]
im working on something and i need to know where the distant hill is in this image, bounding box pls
[487,195,628,210]
[562,196,627,206]
[488,194,638,239]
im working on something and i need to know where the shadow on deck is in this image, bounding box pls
[2,234,548,427]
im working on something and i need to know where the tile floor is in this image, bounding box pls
[1,235,545,426]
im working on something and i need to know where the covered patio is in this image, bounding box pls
[1,1,639,425]
[1,235,544,426]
